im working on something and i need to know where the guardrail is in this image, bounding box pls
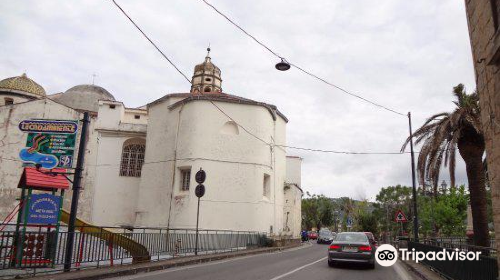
[407,239,498,280]
[0,224,268,277]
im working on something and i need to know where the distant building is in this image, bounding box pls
[0,50,303,238]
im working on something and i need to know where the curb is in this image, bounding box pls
[399,260,443,280]
[28,245,300,280]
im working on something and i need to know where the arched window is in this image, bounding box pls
[119,138,146,177]
[204,87,211,92]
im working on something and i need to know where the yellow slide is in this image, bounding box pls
[60,210,151,263]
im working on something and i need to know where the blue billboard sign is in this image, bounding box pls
[26,194,61,224]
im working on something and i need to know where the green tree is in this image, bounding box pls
[401,84,489,246]
[375,185,413,238]
[418,185,468,237]
[301,194,336,230]
[434,185,468,236]
[357,213,379,235]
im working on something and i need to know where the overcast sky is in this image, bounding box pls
[0,0,476,201]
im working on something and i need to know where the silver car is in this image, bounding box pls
[327,232,375,269]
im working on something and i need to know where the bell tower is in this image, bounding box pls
[190,48,223,94]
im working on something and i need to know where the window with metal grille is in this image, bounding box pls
[119,140,145,177]
[180,169,191,191]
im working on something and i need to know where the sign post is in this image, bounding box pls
[194,168,206,256]
[346,217,353,230]
[64,112,90,271]
[395,210,408,237]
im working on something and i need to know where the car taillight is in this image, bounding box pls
[359,246,372,251]
[329,245,340,250]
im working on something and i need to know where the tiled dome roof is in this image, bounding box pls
[0,73,46,97]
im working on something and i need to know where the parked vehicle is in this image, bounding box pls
[328,232,375,269]
[301,230,309,242]
[364,232,378,247]
[308,231,318,240]
[317,229,334,244]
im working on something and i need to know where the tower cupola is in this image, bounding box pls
[190,48,222,94]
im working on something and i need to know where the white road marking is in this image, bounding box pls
[108,244,312,280]
[268,257,327,280]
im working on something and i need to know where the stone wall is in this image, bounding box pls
[463,0,500,275]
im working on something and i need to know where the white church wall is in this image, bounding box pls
[0,94,31,106]
[91,133,144,226]
[97,101,124,128]
[283,184,303,238]
[286,156,302,187]
[122,109,148,124]
[284,156,302,237]
[135,98,288,235]
[134,99,179,227]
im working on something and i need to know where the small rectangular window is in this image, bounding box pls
[263,174,271,198]
[4,98,14,105]
[109,104,116,109]
[181,169,191,191]
[134,115,140,119]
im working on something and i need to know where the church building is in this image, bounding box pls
[0,50,303,238]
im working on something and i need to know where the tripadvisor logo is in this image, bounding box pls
[375,244,398,267]
[400,248,482,263]
[375,244,482,267]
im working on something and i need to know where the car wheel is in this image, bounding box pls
[368,262,375,269]
[328,260,336,267]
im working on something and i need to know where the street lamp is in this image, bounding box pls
[275,58,291,71]
[440,180,448,195]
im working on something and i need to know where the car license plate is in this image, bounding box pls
[343,246,358,252]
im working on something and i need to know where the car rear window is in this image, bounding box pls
[335,233,368,242]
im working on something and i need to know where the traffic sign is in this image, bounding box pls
[195,169,206,184]
[195,184,205,198]
[395,210,408,223]
[346,217,353,228]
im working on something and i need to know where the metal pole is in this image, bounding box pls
[64,112,90,271]
[408,112,419,241]
[195,197,200,255]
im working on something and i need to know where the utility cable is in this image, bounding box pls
[199,0,406,116]
[109,0,410,156]
[111,0,192,84]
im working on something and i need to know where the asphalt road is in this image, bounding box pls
[110,243,414,280]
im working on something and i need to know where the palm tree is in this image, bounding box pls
[401,84,489,247]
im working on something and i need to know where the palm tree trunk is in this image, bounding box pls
[463,152,490,247]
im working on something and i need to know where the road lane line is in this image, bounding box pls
[268,257,327,280]
[108,244,314,280]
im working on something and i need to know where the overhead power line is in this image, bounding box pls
[111,0,192,83]
[199,0,406,116]
[109,0,410,156]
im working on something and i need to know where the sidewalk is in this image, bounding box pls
[24,244,302,280]
[400,259,445,280]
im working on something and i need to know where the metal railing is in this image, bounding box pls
[0,224,268,277]
[407,239,498,280]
